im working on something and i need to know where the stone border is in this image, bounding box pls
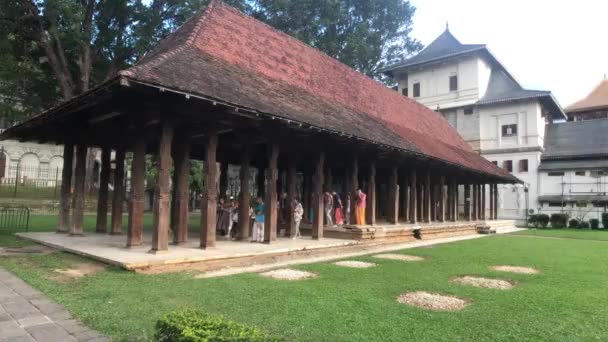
[0,267,110,341]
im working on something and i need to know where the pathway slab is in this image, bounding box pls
[0,267,110,341]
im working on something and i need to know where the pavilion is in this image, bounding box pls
[1,1,519,257]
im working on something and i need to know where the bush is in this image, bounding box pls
[579,221,590,229]
[590,219,600,230]
[528,214,550,228]
[550,213,569,228]
[155,310,276,342]
[569,219,580,229]
[603,213,608,230]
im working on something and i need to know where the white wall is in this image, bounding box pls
[479,100,545,151]
[396,56,481,109]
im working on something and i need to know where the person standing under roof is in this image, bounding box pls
[292,197,303,239]
[323,190,334,226]
[332,190,344,225]
[355,189,366,225]
[252,197,265,243]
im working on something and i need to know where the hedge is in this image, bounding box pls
[550,213,569,228]
[528,214,550,228]
[590,219,600,230]
[155,310,278,342]
[569,219,579,229]
[579,221,590,229]
[603,213,608,229]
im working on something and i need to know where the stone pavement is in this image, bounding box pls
[0,267,110,342]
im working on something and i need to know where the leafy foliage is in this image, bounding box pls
[549,213,569,228]
[602,213,608,230]
[568,218,579,229]
[589,219,600,230]
[528,214,550,228]
[155,309,276,342]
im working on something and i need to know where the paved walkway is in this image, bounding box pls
[0,268,109,342]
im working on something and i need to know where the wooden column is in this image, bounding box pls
[489,184,494,220]
[388,166,398,224]
[472,184,478,220]
[452,183,458,221]
[302,174,311,224]
[286,155,297,237]
[70,145,87,235]
[58,143,73,233]
[423,171,431,223]
[238,146,252,240]
[367,162,376,225]
[264,142,279,243]
[312,152,324,239]
[127,134,146,247]
[172,132,190,244]
[446,183,452,221]
[111,149,125,235]
[95,146,111,233]
[201,127,218,249]
[400,171,409,221]
[219,162,229,199]
[481,184,486,220]
[409,170,417,223]
[151,122,173,252]
[493,184,499,220]
[349,158,359,225]
[438,176,445,222]
[464,184,472,221]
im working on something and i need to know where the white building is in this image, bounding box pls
[0,136,65,184]
[382,27,566,222]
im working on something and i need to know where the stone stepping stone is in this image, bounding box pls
[490,265,540,274]
[397,291,470,311]
[373,254,424,261]
[333,261,377,268]
[259,268,317,280]
[451,275,515,290]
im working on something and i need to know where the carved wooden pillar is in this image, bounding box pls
[493,184,499,220]
[238,146,252,240]
[58,143,74,233]
[489,183,494,220]
[438,176,445,222]
[349,158,359,225]
[286,154,297,237]
[302,173,311,224]
[201,127,218,249]
[424,171,431,223]
[452,183,458,222]
[464,184,472,221]
[70,145,87,235]
[312,152,324,239]
[387,166,398,224]
[367,162,376,225]
[481,184,486,220]
[264,142,279,243]
[127,134,146,247]
[150,122,173,252]
[472,184,478,220]
[95,146,111,233]
[409,170,417,223]
[219,162,229,200]
[172,132,190,244]
[400,171,409,221]
[111,149,125,235]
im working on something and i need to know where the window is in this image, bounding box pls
[548,172,565,177]
[503,160,513,173]
[501,124,518,137]
[413,82,420,97]
[518,159,528,173]
[491,161,498,166]
[547,202,563,208]
[464,107,474,115]
[449,75,458,91]
[401,88,408,97]
[575,171,586,176]
[591,170,607,177]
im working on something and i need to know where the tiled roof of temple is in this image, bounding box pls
[119,0,512,180]
[565,79,608,113]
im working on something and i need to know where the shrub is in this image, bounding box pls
[569,219,580,229]
[155,310,276,342]
[603,213,608,230]
[579,221,590,229]
[590,219,600,230]
[550,213,569,228]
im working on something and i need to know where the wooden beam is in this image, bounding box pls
[409,170,417,224]
[151,121,173,252]
[95,146,111,233]
[127,133,146,247]
[286,154,297,237]
[367,162,376,225]
[57,143,73,233]
[111,148,126,235]
[388,165,398,224]
[350,158,359,225]
[70,145,87,235]
[439,176,445,222]
[201,126,218,249]
[172,131,190,244]
[424,171,431,223]
[238,145,252,240]
[264,142,279,243]
[312,151,324,239]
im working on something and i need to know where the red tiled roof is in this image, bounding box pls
[565,79,608,113]
[120,0,513,181]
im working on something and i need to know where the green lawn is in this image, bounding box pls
[2,233,608,341]
[511,228,608,241]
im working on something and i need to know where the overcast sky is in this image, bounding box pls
[408,0,608,108]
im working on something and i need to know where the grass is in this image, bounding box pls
[511,228,608,241]
[2,232,608,341]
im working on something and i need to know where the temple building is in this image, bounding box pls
[1,1,517,265]
[565,78,608,121]
[381,27,565,222]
